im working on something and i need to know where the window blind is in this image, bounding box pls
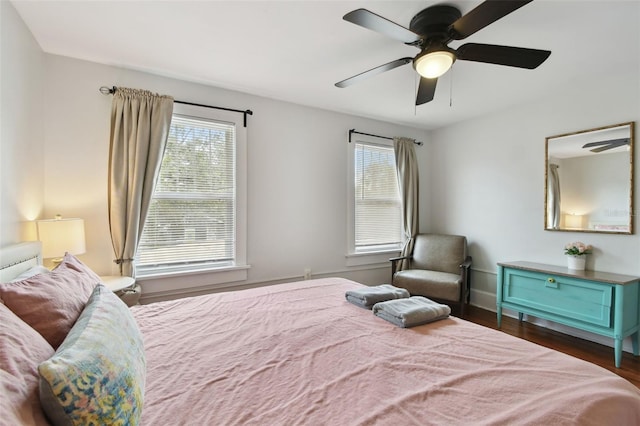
[137,114,236,272]
[354,142,403,250]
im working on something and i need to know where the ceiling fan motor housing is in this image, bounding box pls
[409,5,461,41]
[409,6,461,78]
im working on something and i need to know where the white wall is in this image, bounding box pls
[430,69,639,279]
[0,1,45,246]
[559,152,630,229]
[428,69,639,351]
[41,54,429,300]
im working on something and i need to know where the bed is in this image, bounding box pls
[2,241,640,425]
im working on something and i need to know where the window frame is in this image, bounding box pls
[135,103,248,283]
[346,135,403,267]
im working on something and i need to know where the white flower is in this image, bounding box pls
[564,241,593,256]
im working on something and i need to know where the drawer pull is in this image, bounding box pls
[545,277,558,289]
[547,278,555,283]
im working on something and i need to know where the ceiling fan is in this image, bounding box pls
[582,138,630,153]
[335,0,551,105]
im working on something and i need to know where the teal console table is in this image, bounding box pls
[497,261,640,368]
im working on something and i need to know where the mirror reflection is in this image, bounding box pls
[545,122,634,234]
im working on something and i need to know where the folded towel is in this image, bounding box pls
[345,284,410,309]
[372,296,451,328]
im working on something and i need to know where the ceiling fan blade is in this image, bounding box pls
[335,58,412,88]
[450,0,533,40]
[590,142,628,153]
[586,139,629,153]
[343,9,419,44]
[582,138,629,148]
[457,43,551,69]
[416,77,438,105]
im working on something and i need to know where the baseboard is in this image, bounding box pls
[469,287,496,311]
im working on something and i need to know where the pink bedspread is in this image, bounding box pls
[132,278,640,425]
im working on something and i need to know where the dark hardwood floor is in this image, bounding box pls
[461,305,640,388]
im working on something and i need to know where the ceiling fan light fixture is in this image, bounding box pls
[414,50,456,78]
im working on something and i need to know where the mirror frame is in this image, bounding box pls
[544,121,635,234]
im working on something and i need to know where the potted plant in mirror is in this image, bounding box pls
[564,241,592,270]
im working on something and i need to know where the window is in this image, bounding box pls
[348,138,403,262]
[136,104,247,277]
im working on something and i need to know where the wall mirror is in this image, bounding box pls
[545,122,634,234]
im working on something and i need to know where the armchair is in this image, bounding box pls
[390,234,472,316]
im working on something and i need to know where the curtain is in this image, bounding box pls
[108,87,174,277]
[548,164,561,229]
[393,137,419,271]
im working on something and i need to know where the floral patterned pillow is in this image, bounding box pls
[38,285,145,425]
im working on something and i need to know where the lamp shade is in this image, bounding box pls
[564,214,584,229]
[36,217,86,259]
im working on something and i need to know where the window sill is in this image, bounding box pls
[345,250,400,267]
[137,264,251,281]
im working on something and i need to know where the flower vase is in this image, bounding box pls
[567,255,586,270]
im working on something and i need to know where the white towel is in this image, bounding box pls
[345,284,410,309]
[372,296,451,328]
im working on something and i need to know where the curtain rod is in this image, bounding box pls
[348,129,423,146]
[99,86,253,127]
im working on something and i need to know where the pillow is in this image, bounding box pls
[9,265,51,282]
[38,284,146,426]
[0,253,99,348]
[0,303,55,426]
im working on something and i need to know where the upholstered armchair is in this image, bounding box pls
[390,234,472,316]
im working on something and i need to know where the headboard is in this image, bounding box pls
[0,241,43,282]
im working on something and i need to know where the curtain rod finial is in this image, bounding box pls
[99,86,116,95]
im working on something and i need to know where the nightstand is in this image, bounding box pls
[99,275,141,307]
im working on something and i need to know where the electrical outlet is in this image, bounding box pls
[304,268,311,280]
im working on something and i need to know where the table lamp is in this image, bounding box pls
[564,213,584,229]
[36,215,86,266]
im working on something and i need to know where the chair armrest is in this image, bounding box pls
[389,256,410,278]
[460,256,472,269]
[460,256,472,304]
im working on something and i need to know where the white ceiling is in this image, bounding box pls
[11,0,640,130]
[548,122,632,159]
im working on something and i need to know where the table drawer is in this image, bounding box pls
[503,269,613,327]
